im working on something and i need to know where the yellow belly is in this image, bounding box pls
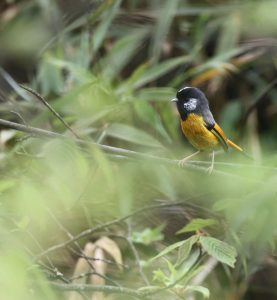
[181,114,219,151]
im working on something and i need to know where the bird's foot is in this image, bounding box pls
[178,150,201,168]
[206,165,214,175]
[178,158,189,168]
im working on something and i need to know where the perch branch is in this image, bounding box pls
[0,118,252,179]
[50,282,150,300]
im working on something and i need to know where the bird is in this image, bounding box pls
[171,86,244,173]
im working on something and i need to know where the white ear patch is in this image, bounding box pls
[184,98,197,111]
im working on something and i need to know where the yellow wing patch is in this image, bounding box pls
[210,123,228,152]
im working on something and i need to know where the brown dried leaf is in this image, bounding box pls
[69,242,96,300]
[90,247,107,300]
[95,237,123,271]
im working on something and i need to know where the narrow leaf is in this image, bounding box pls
[176,235,199,266]
[176,218,218,234]
[150,0,179,62]
[106,123,163,148]
[92,0,122,53]
[151,240,185,261]
[133,55,191,89]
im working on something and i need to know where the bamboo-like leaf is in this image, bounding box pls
[47,57,95,84]
[92,0,122,53]
[132,55,191,89]
[106,123,163,148]
[150,0,180,62]
[100,29,147,79]
[199,236,237,268]
[136,87,175,102]
[134,100,172,142]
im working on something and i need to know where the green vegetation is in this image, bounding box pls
[0,1,276,300]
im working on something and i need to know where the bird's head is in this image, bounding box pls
[172,87,210,120]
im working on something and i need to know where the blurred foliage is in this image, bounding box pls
[0,0,277,300]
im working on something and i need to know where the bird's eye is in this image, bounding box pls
[183,98,197,111]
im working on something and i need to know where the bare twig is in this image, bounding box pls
[0,118,257,179]
[69,247,128,270]
[190,257,218,285]
[20,85,81,139]
[186,257,218,300]
[10,110,27,125]
[49,282,150,300]
[34,197,205,261]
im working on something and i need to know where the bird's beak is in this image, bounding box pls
[171,98,177,102]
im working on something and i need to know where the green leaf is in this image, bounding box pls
[47,57,94,84]
[176,235,199,266]
[15,216,30,231]
[150,0,180,62]
[132,55,191,89]
[153,269,168,284]
[151,240,186,261]
[186,285,210,299]
[0,180,15,192]
[37,55,64,95]
[131,225,165,245]
[100,30,147,79]
[136,87,175,102]
[176,218,218,234]
[220,101,242,136]
[106,123,163,148]
[92,0,122,53]
[134,100,171,142]
[199,236,237,268]
[166,258,177,279]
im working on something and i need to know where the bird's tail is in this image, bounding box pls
[227,139,253,160]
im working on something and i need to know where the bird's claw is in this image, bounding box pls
[178,158,188,168]
[206,166,213,175]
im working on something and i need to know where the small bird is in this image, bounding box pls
[171,87,244,173]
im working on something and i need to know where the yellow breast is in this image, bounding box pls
[181,113,219,151]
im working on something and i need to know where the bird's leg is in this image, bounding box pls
[206,151,215,174]
[178,150,201,167]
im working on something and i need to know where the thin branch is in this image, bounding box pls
[69,269,119,287]
[0,118,257,180]
[20,85,81,139]
[10,110,27,125]
[69,247,128,270]
[68,247,122,287]
[190,257,218,285]
[34,197,205,261]
[49,282,150,300]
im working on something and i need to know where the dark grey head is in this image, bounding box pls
[171,87,215,127]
